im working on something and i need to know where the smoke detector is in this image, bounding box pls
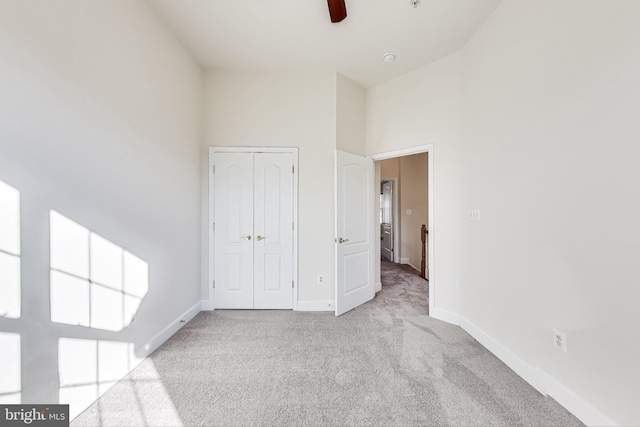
[383,53,396,63]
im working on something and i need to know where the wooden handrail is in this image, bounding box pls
[420,224,428,279]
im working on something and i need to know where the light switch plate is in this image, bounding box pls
[469,209,481,221]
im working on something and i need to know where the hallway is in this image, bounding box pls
[380,259,429,315]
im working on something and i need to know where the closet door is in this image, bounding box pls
[213,152,254,309]
[212,150,295,310]
[253,153,294,309]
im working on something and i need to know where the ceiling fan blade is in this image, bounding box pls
[327,0,347,23]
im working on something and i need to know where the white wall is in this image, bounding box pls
[366,53,462,315]
[0,0,202,418]
[203,71,337,303]
[336,74,366,156]
[460,1,640,424]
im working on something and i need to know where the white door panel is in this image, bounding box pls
[254,153,294,309]
[335,150,375,316]
[213,153,254,309]
[381,180,394,261]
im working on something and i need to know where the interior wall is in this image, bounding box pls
[459,1,640,424]
[336,74,366,156]
[380,157,400,179]
[399,153,428,270]
[0,0,202,419]
[366,52,462,315]
[202,70,337,304]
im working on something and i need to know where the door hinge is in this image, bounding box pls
[292,222,295,231]
[212,165,215,173]
[213,222,215,232]
[292,280,294,289]
[212,280,215,289]
[292,165,295,173]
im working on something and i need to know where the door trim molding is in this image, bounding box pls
[208,147,299,310]
[372,144,434,316]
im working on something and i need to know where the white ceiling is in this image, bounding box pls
[147,0,502,89]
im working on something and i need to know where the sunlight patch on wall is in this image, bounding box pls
[0,180,21,319]
[0,332,21,404]
[50,212,148,331]
[58,338,145,420]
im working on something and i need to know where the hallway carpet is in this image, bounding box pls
[73,262,582,426]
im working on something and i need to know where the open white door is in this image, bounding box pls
[335,150,375,316]
[381,180,394,262]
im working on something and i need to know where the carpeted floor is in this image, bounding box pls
[73,261,583,426]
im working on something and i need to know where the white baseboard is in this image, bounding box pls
[296,300,334,311]
[137,300,202,358]
[375,281,382,293]
[458,315,546,394]
[458,315,618,427]
[408,262,420,272]
[536,368,617,426]
[430,307,460,325]
[399,257,410,264]
[201,299,214,311]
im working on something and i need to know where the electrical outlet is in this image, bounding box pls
[468,209,481,222]
[553,329,567,352]
[317,275,324,284]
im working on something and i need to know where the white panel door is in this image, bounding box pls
[253,153,294,309]
[213,153,254,309]
[335,150,375,316]
[381,180,394,261]
[213,151,295,309]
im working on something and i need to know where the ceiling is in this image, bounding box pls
[147,0,502,89]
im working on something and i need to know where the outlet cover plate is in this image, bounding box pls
[553,329,567,352]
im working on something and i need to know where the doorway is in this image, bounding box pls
[372,145,433,314]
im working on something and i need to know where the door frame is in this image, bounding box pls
[208,147,299,310]
[372,144,434,315]
[380,178,400,263]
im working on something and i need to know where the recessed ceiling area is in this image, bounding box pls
[147,0,502,88]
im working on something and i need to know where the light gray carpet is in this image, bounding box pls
[72,261,583,426]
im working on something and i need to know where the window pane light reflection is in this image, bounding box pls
[0,180,21,319]
[58,338,144,420]
[50,212,148,331]
[0,332,21,403]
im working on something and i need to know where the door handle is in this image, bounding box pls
[256,235,266,241]
[336,237,349,244]
[243,235,252,240]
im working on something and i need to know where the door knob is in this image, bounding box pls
[256,235,266,241]
[243,235,252,240]
[337,237,349,244]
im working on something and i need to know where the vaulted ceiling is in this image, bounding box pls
[147,0,502,89]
